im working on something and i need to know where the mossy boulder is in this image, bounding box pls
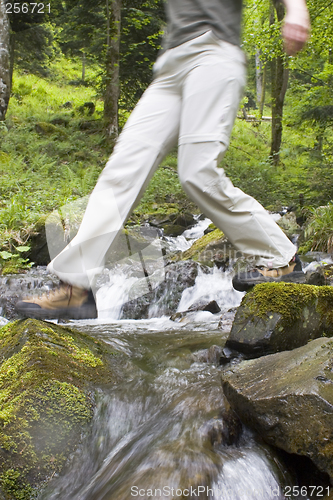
[35,122,67,137]
[226,283,333,357]
[139,204,181,226]
[222,337,333,481]
[0,319,117,499]
[162,224,186,237]
[180,229,232,266]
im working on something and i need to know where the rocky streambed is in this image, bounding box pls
[0,213,333,499]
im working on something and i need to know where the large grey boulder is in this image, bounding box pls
[222,337,333,481]
[226,283,333,357]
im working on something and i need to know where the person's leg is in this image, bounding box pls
[51,78,182,286]
[16,73,182,318]
[176,33,300,287]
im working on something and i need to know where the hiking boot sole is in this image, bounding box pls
[232,271,306,292]
[15,302,98,320]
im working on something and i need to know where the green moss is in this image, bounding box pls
[244,282,333,327]
[35,122,67,137]
[0,319,117,499]
[0,469,33,500]
[180,228,225,262]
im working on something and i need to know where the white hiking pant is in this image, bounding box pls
[48,31,296,289]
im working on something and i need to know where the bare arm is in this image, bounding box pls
[281,0,310,55]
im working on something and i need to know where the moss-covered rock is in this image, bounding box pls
[35,122,67,137]
[222,337,333,481]
[0,319,117,499]
[162,224,186,237]
[138,204,181,226]
[226,283,333,357]
[179,229,232,266]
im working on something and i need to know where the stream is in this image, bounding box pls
[13,217,330,500]
[39,314,293,500]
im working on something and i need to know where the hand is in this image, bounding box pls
[282,22,310,55]
[282,2,310,56]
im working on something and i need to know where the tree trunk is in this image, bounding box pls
[0,0,11,121]
[255,49,263,106]
[270,1,288,164]
[82,51,86,82]
[259,65,266,119]
[104,0,121,142]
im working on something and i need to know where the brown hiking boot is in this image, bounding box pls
[232,254,305,292]
[15,282,97,320]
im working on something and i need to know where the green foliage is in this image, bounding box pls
[243,0,284,62]
[120,0,165,107]
[303,204,333,253]
[55,0,165,109]
[0,61,191,269]
[0,246,33,275]
[8,0,65,75]
[0,61,107,253]
[135,149,190,213]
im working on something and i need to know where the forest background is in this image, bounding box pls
[0,0,333,271]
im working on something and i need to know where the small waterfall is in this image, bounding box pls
[96,272,139,320]
[96,261,243,321]
[211,447,286,500]
[177,267,244,314]
[161,217,212,253]
[95,218,244,321]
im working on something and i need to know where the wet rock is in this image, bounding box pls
[222,337,333,481]
[206,344,223,363]
[170,300,221,321]
[197,300,221,314]
[219,346,241,365]
[105,226,162,268]
[172,212,196,228]
[0,318,118,498]
[202,411,242,448]
[120,261,201,319]
[226,283,333,357]
[306,268,326,286]
[218,308,237,333]
[140,204,181,228]
[322,263,333,286]
[194,344,224,364]
[27,215,52,266]
[162,224,186,237]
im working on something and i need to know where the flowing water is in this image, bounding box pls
[40,315,292,500]
[24,219,325,499]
